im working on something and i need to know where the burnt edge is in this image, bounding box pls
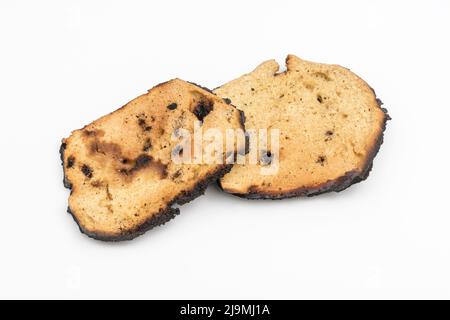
[60,142,73,190]
[59,80,247,241]
[64,161,233,241]
[218,92,390,200]
[61,142,234,241]
[187,81,214,94]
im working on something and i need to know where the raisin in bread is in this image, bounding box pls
[61,79,244,240]
[214,55,389,199]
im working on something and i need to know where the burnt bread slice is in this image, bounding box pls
[61,79,244,240]
[214,55,389,199]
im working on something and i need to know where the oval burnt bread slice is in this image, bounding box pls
[61,79,245,240]
[214,55,389,199]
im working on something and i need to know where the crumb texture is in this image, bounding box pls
[214,55,389,198]
[61,79,243,240]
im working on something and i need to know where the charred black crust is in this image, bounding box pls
[167,103,178,110]
[193,99,214,122]
[220,93,390,200]
[64,163,233,241]
[81,164,93,178]
[223,98,232,104]
[187,81,214,94]
[60,142,73,189]
[61,139,234,241]
[60,143,240,241]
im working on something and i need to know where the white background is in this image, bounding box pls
[0,0,449,299]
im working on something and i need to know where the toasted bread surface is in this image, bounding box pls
[61,79,244,240]
[214,55,389,198]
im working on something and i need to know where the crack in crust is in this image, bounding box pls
[218,94,390,200]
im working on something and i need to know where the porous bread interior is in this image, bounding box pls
[62,79,243,238]
[214,55,386,195]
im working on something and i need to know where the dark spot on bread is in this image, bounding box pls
[135,114,152,130]
[106,184,113,200]
[83,130,96,137]
[193,99,214,122]
[91,180,103,188]
[167,103,178,110]
[118,155,152,177]
[118,154,168,179]
[152,160,168,179]
[81,164,93,178]
[304,82,315,90]
[325,130,334,142]
[134,154,152,170]
[143,138,152,152]
[90,141,123,159]
[67,156,75,168]
[172,170,182,180]
[317,95,323,103]
[313,72,331,81]
[89,142,98,154]
[316,155,327,166]
[83,129,105,138]
[223,98,231,105]
[251,88,255,91]
[279,94,285,98]
[137,118,151,131]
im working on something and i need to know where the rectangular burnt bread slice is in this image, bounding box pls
[214,55,389,199]
[61,79,245,240]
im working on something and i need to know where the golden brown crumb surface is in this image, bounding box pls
[214,55,387,197]
[62,79,243,240]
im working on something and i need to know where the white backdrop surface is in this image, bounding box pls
[0,0,449,299]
